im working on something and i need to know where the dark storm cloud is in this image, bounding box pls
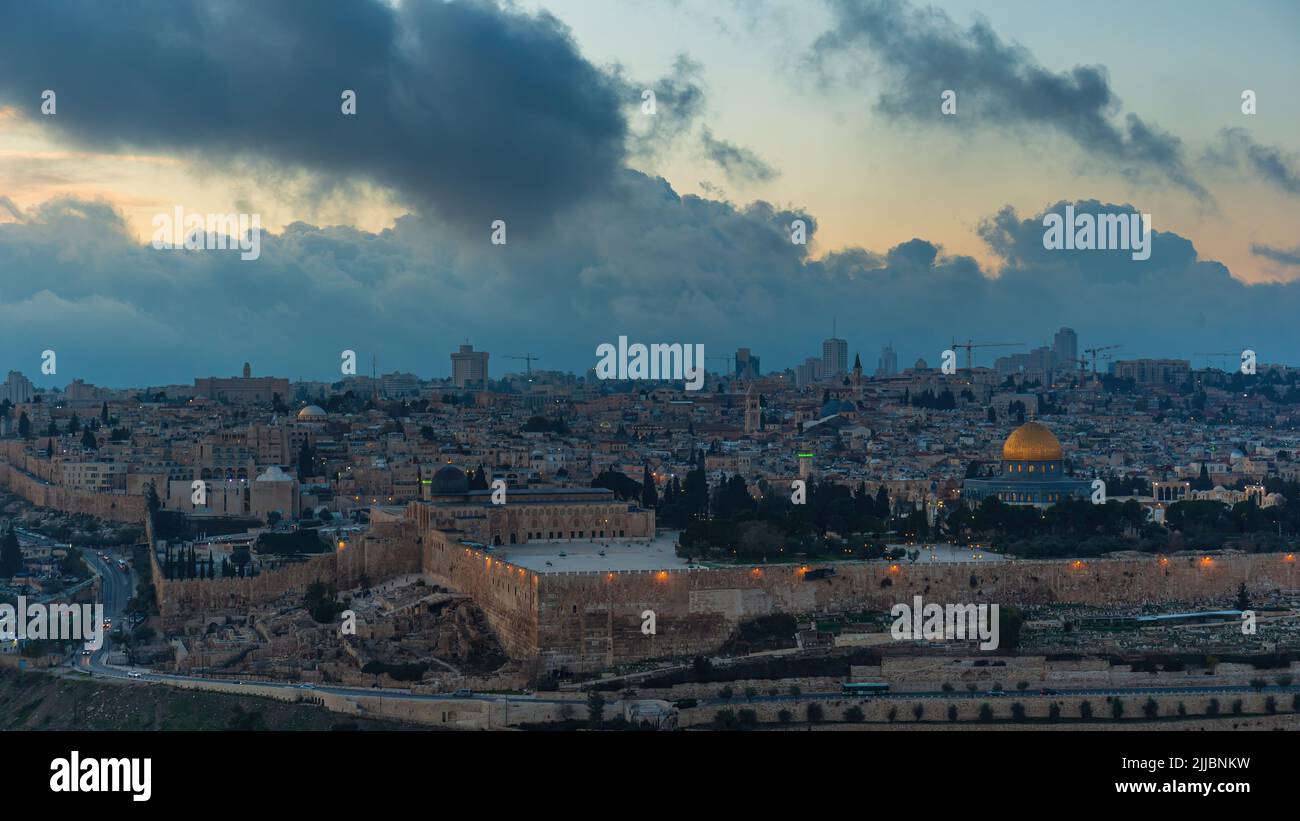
[1208,129,1300,196]
[0,0,627,229]
[1251,243,1300,268]
[613,54,709,158]
[810,0,1208,200]
[700,127,779,184]
[6,184,1296,386]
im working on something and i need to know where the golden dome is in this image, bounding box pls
[1002,421,1063,462]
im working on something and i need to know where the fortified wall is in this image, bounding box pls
[422,528,539,660]
[420,529,1300,673]
[0,445,147,525]
[151,517,422,629]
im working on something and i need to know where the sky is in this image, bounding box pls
[0,0,1297,387]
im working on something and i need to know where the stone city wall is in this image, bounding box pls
[152,548,337,629]
[422,529,539,660]
[0,450,147,525]
[419,529,1300,673]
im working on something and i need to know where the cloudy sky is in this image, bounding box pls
[0,0,1297,387]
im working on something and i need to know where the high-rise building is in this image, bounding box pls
[451,344,489,390]
[194,363,289,404]
[1053,327,1078,370]
[822,336,848,379]
[1,371,33,404]
[876,345,898,377]
[735,348,760,380]
[796,357,823,390]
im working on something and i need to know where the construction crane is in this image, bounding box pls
[503,354,539,377]
[949,340,1023,372]
[1083,345,1122,376]
[706,355,735,375]
[1194,352,1238,372]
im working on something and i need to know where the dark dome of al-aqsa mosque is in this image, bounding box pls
[429,465,470,495]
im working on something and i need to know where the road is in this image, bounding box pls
[705,683,1300,706]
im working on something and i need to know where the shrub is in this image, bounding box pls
[844,706,864,723]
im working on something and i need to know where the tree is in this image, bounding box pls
[874,485,891,519]
[297,441,314,479]
[0,529,22,576]
[806,703,824,723]
[1142,698,1159,719]
[100,401,109,424]
[586,691,606,725]
[67,413,80,434]
[1234,582,1251,611]
[145,481,161,513]
[80,428,98,451]
[641,464,658,508]
[18,411,30,439]
[844,705,865,723]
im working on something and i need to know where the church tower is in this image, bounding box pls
[851,353,863,403]
[743,385,762,435]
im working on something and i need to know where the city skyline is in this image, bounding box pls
[0,0,1297,385]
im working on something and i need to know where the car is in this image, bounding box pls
[127,671,142,679]
[298,683,315,690]
[1039,688,1059,696]
[81,650,92,656]
[452,688,473,697]
[988,687,1006,696]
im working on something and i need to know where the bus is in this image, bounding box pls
[841,681,890,696]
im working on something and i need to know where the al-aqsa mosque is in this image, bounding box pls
[962,421,1094,507]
